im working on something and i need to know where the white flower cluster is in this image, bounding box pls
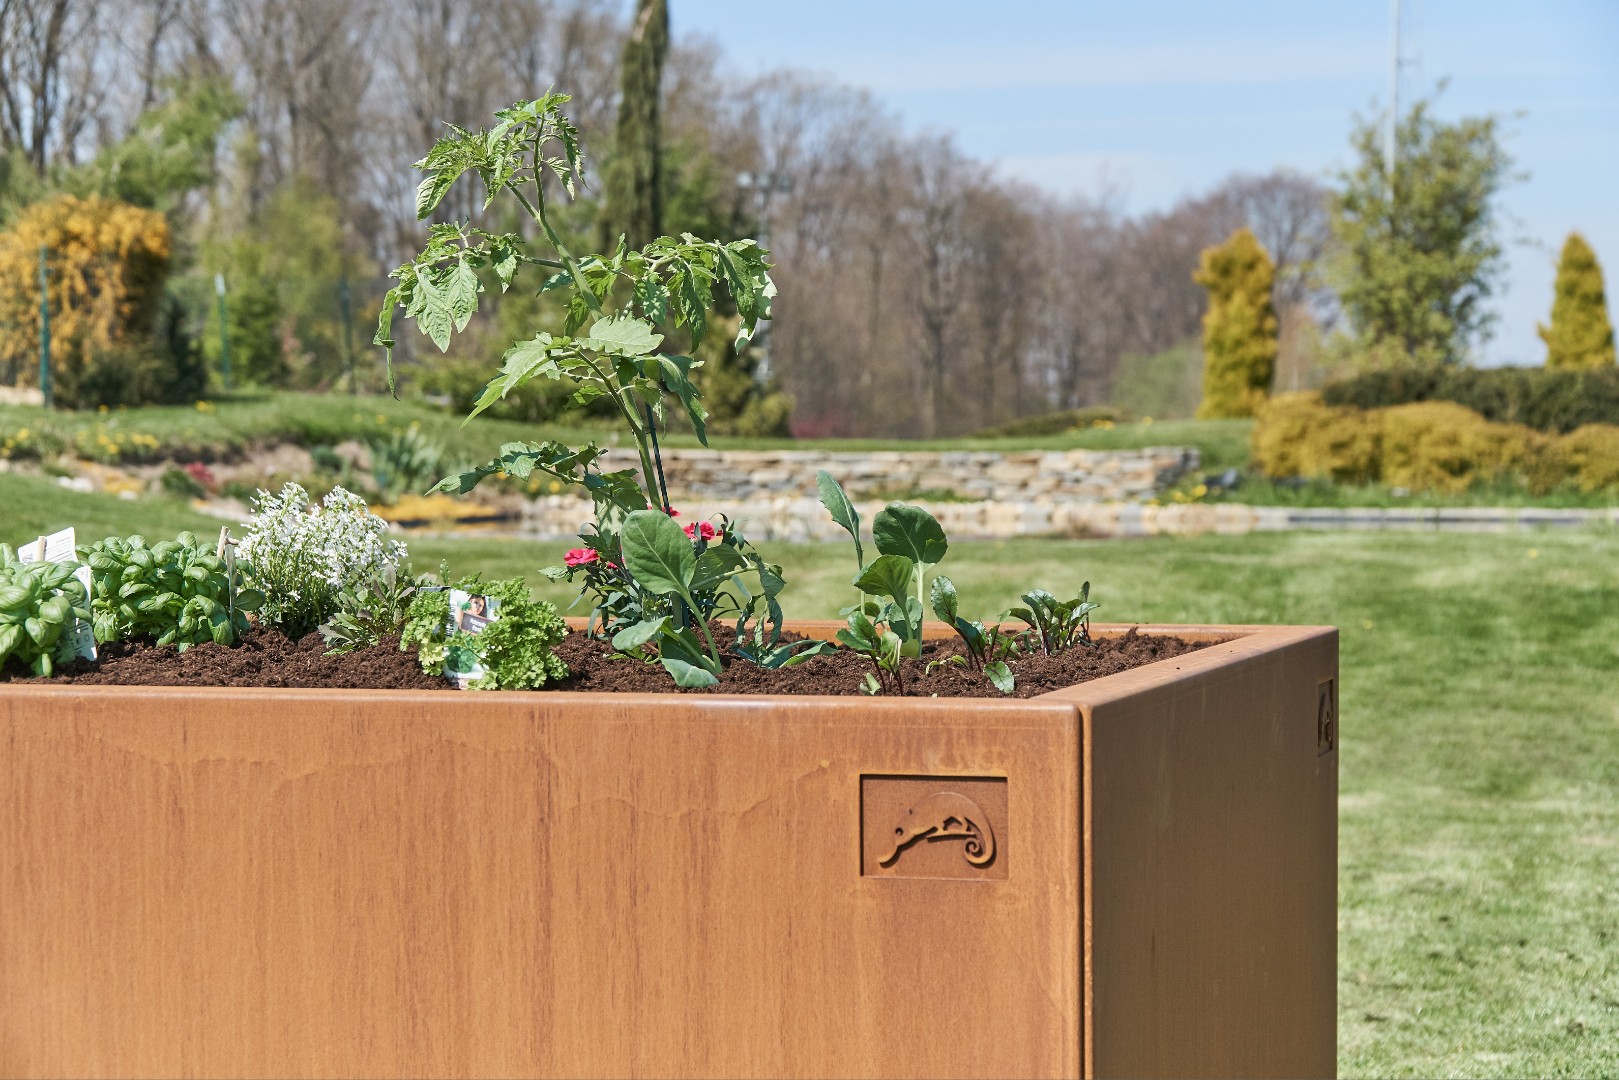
[238,483,406,637]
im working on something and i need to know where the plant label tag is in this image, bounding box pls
[66,564,97,661]
[17,527,76,565]
[14,528,95,661]
[444,590,501,689]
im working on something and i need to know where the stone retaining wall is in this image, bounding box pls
[509,496,1618,541]
[599,445,1197,503]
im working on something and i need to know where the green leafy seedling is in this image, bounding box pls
[837,610,904,695]
[1004,584,1099,655]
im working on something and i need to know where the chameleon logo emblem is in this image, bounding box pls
[879,791,996,868]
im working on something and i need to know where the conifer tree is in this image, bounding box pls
[600,0,668,251]
[1194,227,1279,418]
[1539,232,1616,369]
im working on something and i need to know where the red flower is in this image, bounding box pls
[683,521,720,542]
[563,547,599,567]
[649,504,681,517]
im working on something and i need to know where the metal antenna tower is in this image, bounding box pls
[1385,0,1401,179]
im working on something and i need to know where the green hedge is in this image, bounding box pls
[1320,365,1619,434]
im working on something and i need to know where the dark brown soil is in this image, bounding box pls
[10,629,454,690]
[553,624,1210,698]
[4,623,1209,697]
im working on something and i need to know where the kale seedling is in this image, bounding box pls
[929,574,1015,694]
[1004,585,1099,655]
[837,609,905,696]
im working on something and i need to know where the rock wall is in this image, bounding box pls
[510,497,1619,542]
[600,445,1198,503]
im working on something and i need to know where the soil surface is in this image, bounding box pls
[10,629,453,690]
[552,624,1210,698]
[4,624,1210,696]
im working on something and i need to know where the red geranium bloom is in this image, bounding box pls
[563,547,599,567]
[650,504,680,517]
[683,521,720,542]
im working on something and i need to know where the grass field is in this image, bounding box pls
[7,393,1614,510]
[0,391,1250,464]
[3,471,1617,1077]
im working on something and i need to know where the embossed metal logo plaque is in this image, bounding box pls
[1317,678,1337,757]
[860,775,1007,879]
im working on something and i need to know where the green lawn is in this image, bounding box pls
[4,472,1617,1077]
[0,391,1250,465]
[0,391,604,464]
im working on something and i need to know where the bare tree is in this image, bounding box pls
[1206,169,1334,314]
[0,0,108,170]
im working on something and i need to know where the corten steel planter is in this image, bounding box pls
[0,622,1337,1079]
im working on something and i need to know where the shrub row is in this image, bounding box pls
[1320,365,1619,434]
[1252,392,1619,494]
[970,407,1121,438]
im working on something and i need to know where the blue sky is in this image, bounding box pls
[672,0,1619,366]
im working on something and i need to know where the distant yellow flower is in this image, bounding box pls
[0,195,169,387]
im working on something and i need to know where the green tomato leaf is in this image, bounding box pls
[633,274,670,325]
[415,170,455,220]
[448,258,481,332]
[468,333,561,421]
[619,509,696,598]
[657,355,708,446]
[582,313,662,357]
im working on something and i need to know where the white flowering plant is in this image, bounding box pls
[238,483,407,639]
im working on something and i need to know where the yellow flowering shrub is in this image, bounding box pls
[0,195,170,387]
[1252,392,1619,493]
[1553,425,1619,492]
[1378,401,1545,494]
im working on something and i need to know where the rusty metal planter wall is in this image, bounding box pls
[0,623,1336,1079]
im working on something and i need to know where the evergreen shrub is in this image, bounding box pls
[1252,392,1619,494]
[1320,365,1619,433]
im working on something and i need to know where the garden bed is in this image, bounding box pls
[0,622,1337,1078]
[6,621,1209,697]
